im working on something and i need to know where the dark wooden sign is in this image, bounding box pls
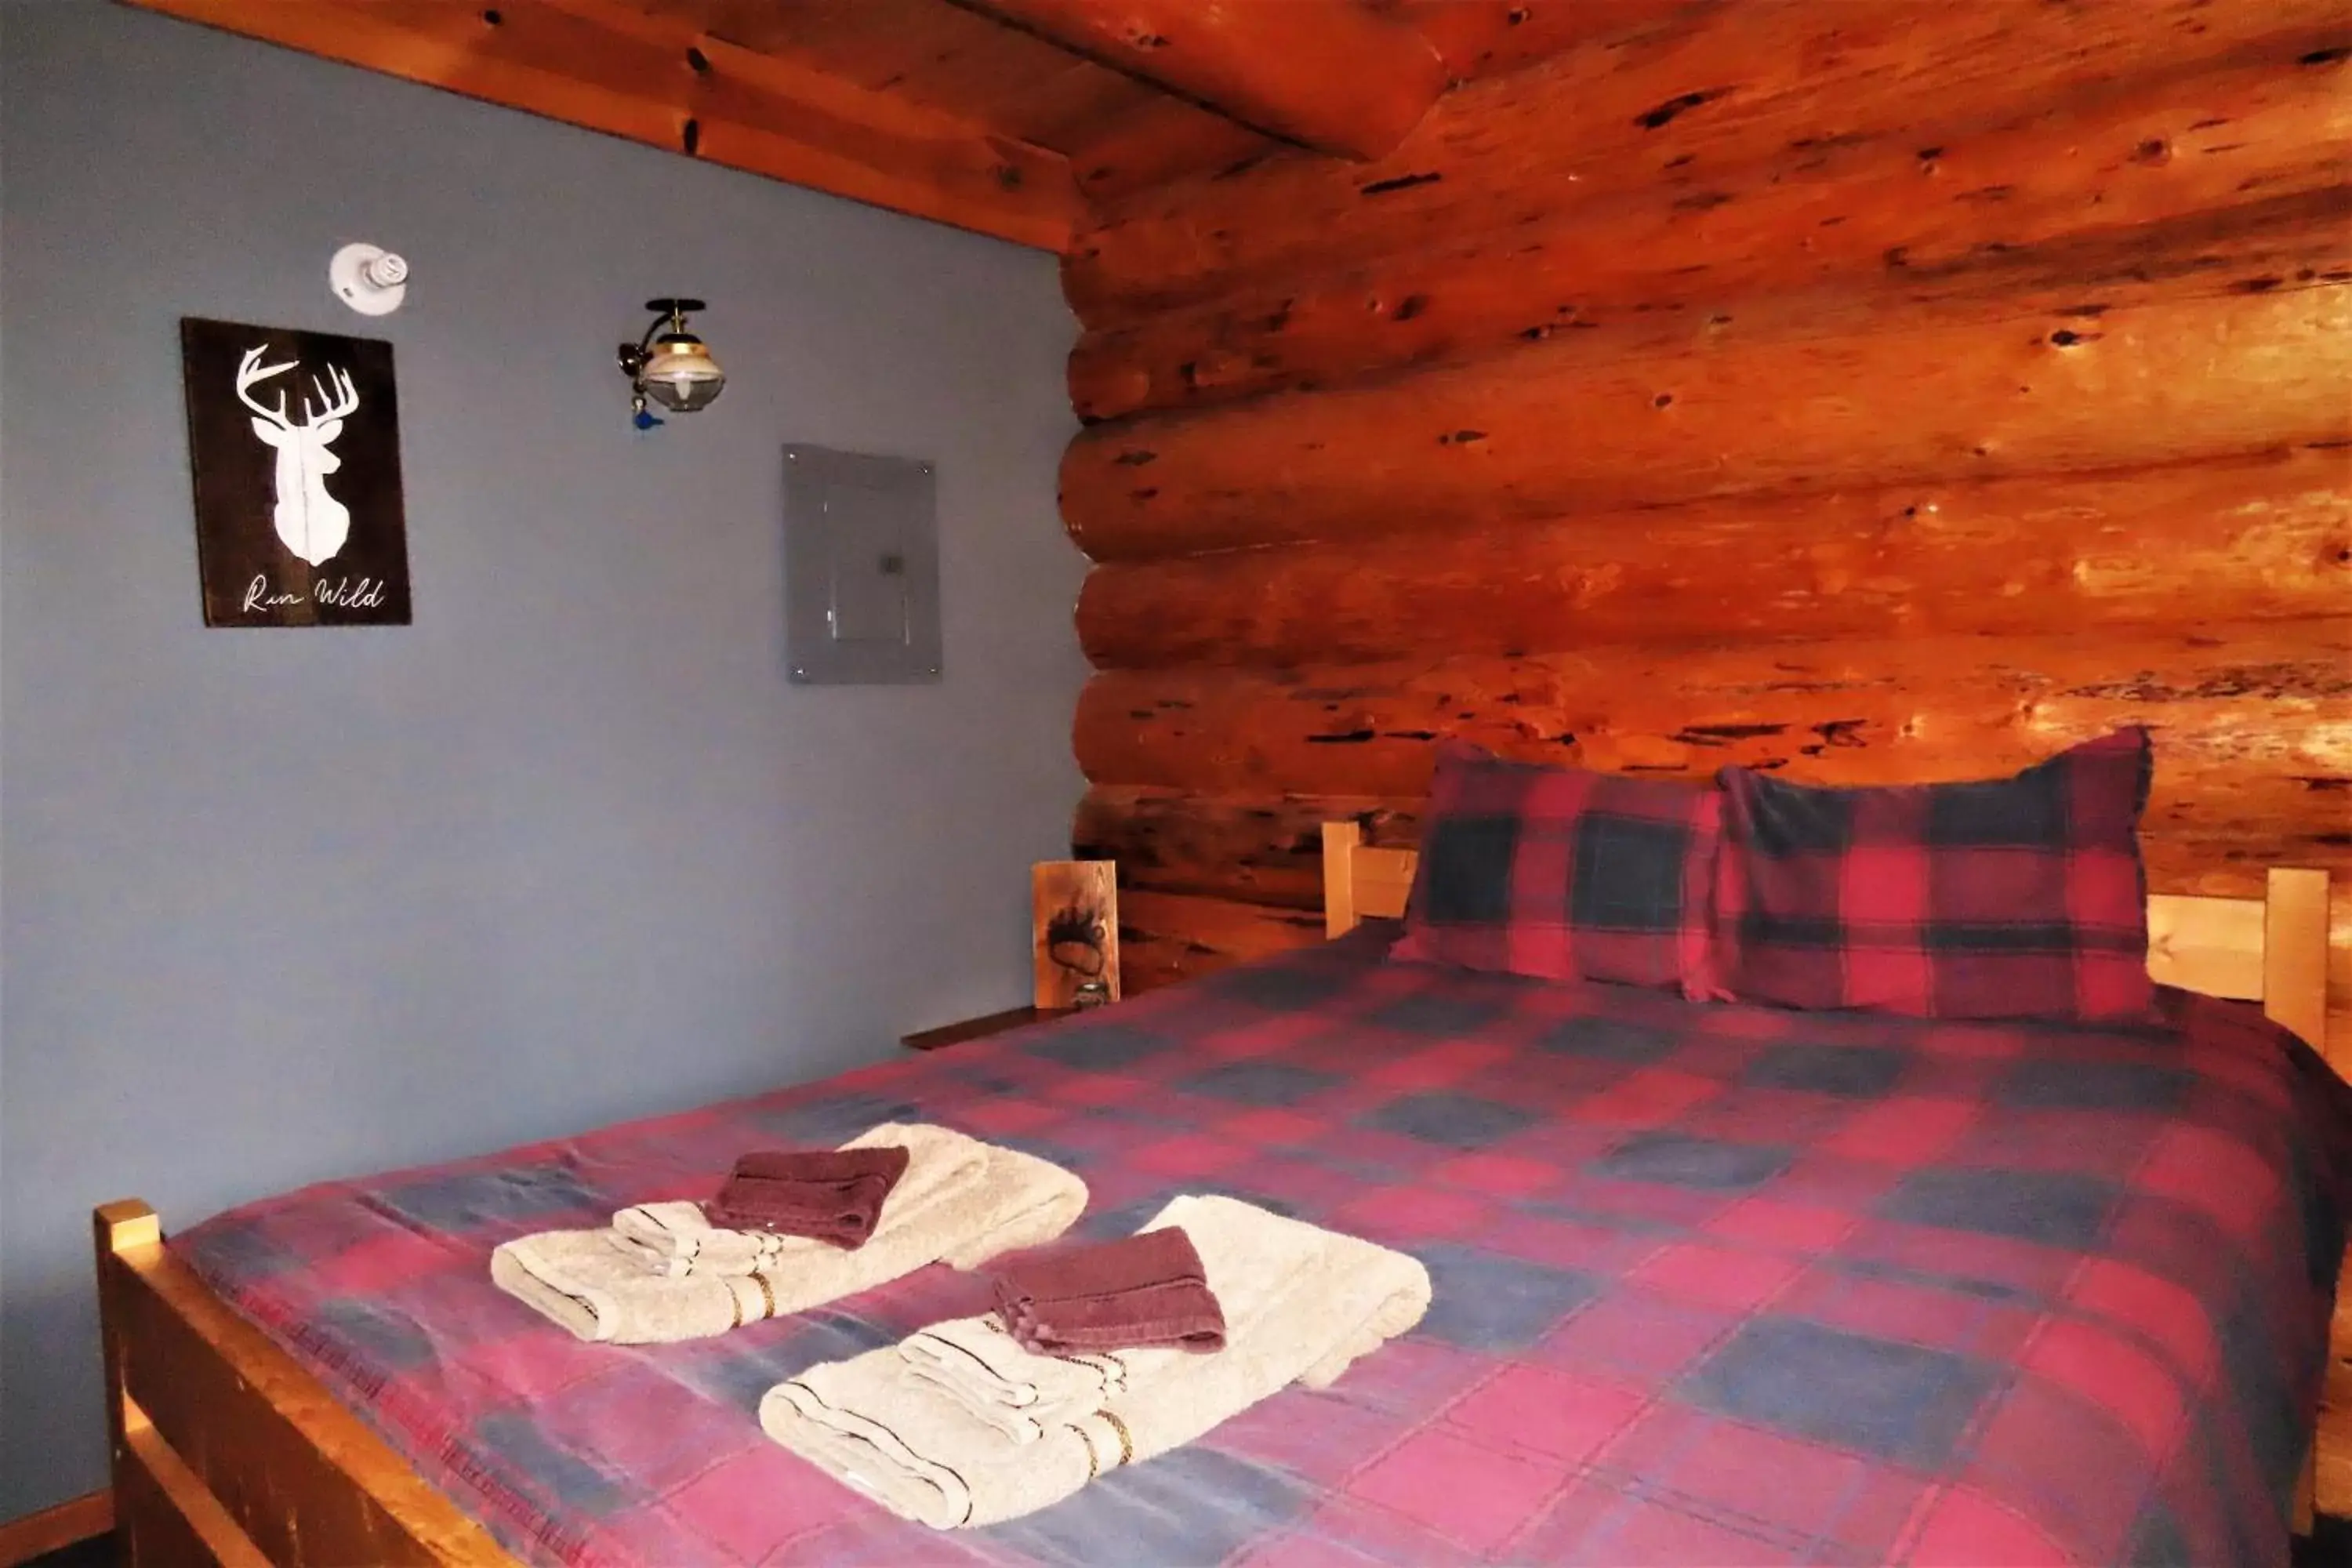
[180,317,411,626]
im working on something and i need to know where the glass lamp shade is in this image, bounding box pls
[640,332,725,413]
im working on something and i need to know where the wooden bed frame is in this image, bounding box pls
[84,834,2336,1564]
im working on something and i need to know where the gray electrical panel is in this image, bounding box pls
[782,445,941,684]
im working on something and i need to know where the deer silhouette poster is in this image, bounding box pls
[180,318,411,626]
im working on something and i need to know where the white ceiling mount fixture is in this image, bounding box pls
[329,242,408,316]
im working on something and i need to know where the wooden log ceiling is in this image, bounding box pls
[951,0,1448,161]
[121,0,1659,247]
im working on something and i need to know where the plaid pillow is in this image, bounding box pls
[1392,744,1722,995]
[1711,728,2156,1022]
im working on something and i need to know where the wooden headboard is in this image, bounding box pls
[1319,821,2332,1053]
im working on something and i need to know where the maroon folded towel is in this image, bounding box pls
[704,1145,911,1249]
[993,1226,1226,1354]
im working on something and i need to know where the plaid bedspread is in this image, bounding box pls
[176,926,2352,1566]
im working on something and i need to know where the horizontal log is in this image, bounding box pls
[1062,277,2352,561]
[1079,786,1426,910]
[1076,448,2352,668]
[1074,620,2352,797]
[1063,0,1685,202]
[1115,888,1323,993]
[956,0,1443,161]
[1065,0,2350,323]
[1069,48,2352,419]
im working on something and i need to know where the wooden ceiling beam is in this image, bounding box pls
[953,0,1448,161]
[121,0,1080,252]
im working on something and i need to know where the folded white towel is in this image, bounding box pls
[760,1195,1431,1527]
[490,1125,1085,1344]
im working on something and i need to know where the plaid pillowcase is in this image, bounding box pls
[1711,728,2156,1022]
[1392,744,1722,995]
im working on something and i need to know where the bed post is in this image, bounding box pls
[2261,869,2335,1537]
[2263,866,2330,1058]
[1322,821,1362,938]
[93,1202,158,1551]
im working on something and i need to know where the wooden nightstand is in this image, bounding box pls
[902,1006,1072,1051]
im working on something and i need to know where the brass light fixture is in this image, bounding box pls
[617,297,724,426]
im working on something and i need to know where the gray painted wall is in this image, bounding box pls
[0,2,1083,1515]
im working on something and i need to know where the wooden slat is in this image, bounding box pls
[1350,846,1416,928]
[95,1202,511,1567]
[120,1413,270,1568]
[122,0,1080,251]
[1320,822,1361,938]
[2146,895,2269,1000]
[2267,866,2333,1051]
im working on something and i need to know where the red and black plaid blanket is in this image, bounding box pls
[176,925,2350,1566]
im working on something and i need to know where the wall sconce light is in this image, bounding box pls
[617,297,724,428]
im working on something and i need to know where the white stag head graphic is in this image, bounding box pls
[235,344,359,567]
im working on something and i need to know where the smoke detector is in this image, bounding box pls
[329,242,408,316]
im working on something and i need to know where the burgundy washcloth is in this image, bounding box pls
[705,1145,912,1249]
[993,1225,1227,1354]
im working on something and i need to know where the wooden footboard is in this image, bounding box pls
[93,1200,512,1567]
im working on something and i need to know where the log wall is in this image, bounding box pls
[1057,0,2352,1052]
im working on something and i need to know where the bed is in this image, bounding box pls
[95,835,2341,1566]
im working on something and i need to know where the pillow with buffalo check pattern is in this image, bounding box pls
[1711,728,2157,1022]
[1392,743,1722,996]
